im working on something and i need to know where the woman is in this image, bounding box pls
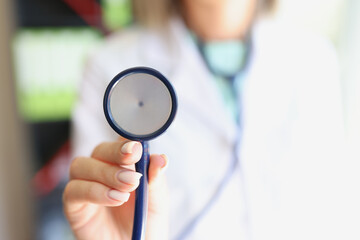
[63,0,344,239]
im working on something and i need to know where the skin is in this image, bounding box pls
[63,1,256,239]
[181,0,257,40]
[63,138,169,240]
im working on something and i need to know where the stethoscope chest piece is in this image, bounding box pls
[103,67,177,240]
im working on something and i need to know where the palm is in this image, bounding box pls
[69,194,136,240]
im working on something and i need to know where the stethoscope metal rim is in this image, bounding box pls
[103,66,177,141]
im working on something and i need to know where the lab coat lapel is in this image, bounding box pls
[167,18,238,144]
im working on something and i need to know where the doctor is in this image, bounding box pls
[63,0,345,239]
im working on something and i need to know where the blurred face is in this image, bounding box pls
[180,0,257,40]
[180,0,256,14]
[182,0,255,6]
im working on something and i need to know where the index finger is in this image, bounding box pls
[91,140,143,165]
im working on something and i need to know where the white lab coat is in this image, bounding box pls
[72,17,348,239]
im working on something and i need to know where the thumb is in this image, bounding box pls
[146,154,169,240]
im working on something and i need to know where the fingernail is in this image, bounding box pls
[160,154,168,171]
[117,170,142,184]
[121,141,138,154]
[108,190,130,202]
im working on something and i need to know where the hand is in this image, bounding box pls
[63,138,169,240]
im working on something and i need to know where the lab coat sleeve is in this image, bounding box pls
[71,55,118,159]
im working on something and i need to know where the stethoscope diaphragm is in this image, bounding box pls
[104,67,177,140]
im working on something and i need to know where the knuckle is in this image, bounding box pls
[91,142,104,157]
[69,157,82,179]
[62,181,74,203]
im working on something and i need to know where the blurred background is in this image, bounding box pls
[0,0,359,239]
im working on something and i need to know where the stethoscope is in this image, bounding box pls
[103,67,177,240]
[102,36,252,239]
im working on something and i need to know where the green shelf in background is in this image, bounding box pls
[18,91,77,122]
[13,27,103,122]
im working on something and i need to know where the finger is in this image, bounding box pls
[148,154,168,188]
[146,154,169,240]
[70,157,142,192]
[91,140,142,165]
[63,179,130,208]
